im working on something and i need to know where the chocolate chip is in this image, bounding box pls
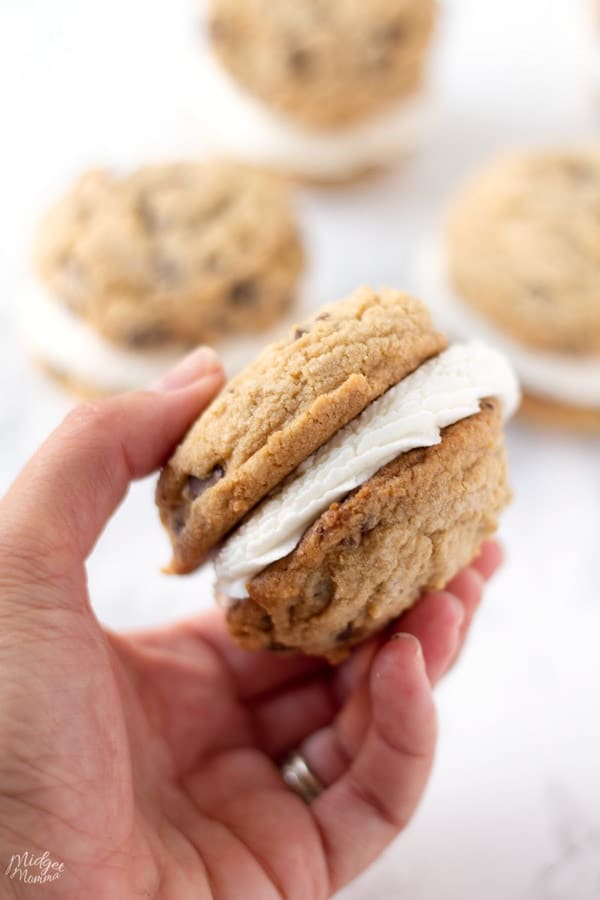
[229,280,258,306]
[258,610,274,631]
[313,576,333,602]
[171,508,186,535]
[138,196,158,232]
[377,20,406,44]
[192,196,232,229]
[564,160,594,183]
[301,575,334,620]
[360,515,378,535]
[293,326,308,340]
[204,252,222,273]
[481,398,496,411]
[187,465,225,499]
[528,284,552,303]
[336,622,357,643]
[125,324,172,348]
[365,20,406,70]
[187,476,207,498]
[288,47,313,77]
[154,255,181,286]
[293,574,334,621]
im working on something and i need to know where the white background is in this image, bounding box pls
[1,1,600,898]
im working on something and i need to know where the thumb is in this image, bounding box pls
[0,347,225,582]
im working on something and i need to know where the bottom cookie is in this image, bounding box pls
[35,358,109,400]
[520,392,600,434]
[291,155,417,189]
[226,400,509,662]
[293,164,385,189]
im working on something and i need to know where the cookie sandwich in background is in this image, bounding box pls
[26,161,304,396]
[416,148,600,432]
[198,0,438,183]
[157,287,519,661]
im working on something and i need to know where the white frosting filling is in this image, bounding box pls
[21,287,186,392]
[415,238,600,409]
[197,44,430,180]
[215,341,519,601]
[21,287,296,391]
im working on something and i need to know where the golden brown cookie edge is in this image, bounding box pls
[227,399,509,661]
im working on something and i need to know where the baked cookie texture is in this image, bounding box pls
[446,149,600,355]
[34,162,303,349]
[208,0,437,129]
[520,393,600,433]
[156,287,446,573]
[227,400,508,662]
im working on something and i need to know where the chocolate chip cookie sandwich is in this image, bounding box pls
[157,287,519,660]
[199,0,437,183]
[28,161,304,395]
[417,148,600,431]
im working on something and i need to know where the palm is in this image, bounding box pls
[106,609,331,900]
[1,573,326,898]
[0,543,494,900]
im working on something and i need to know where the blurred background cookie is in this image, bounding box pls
[26,161,305,395]
[199,0,437,183]
[157,287,519,660]
[417,148,600,432]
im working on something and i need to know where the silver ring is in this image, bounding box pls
[280,752,324,804]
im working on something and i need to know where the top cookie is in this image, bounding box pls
[207,0,437,129]
[446,149,600,355]
[34,162,304,349]
[156,286,446,573]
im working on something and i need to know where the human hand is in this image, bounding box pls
[0,348,502,899]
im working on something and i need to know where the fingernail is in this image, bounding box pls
[475,539,505,581]
[151,346,222,392]
[391,632,424,661]
[445,591,466,625]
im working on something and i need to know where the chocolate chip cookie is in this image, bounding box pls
[34,161,304,351]
[157,287,518,660]
[157,287,447,573]
[207,0,437,129]
[227,399,508,661]
[446,150,600,355]
[423,148,600,432]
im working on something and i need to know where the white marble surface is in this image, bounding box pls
[1,1,600,898]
